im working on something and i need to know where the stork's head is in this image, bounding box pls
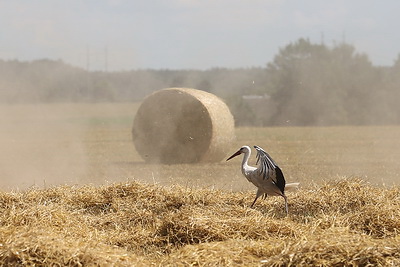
[226,146,251,161]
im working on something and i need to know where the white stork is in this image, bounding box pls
[227,145,299,214]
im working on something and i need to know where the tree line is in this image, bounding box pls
[0,38,399,126]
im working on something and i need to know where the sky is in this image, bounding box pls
[0,0,399,71]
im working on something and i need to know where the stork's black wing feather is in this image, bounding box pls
[254,145,286,194]
[274,165,286,194]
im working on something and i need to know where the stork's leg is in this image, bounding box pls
[250,195,259,208]
[250,189,263,208]
[283,195,288,215]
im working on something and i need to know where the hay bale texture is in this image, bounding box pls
[132,88,235,164]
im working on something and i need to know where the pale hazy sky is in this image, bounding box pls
[1,1,399,71]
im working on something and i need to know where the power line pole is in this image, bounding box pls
[86,45,90,72]
[320,31,325,45]
[105,46,108,72]
[86,45,91,100]
[342,30,346,44]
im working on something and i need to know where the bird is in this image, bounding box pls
[227,145,299,214]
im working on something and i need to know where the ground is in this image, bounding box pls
[0,103,399,265]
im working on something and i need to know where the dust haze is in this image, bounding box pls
[0,104,125,189]
[1,39,400,190]
[1,102,399,191]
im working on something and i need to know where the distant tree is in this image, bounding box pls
[394,54,400,70]
[2,48,400,127]
[264,38,380,125]
[377,54,400,124]
[226,95,256,126]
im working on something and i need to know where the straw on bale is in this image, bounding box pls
[132,88,235,163]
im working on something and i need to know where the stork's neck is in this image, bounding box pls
[241,148,252,175]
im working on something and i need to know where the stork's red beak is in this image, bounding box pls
[226,150,242,161]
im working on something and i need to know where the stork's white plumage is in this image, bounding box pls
[227,145,299,214]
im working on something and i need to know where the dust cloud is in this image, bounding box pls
[1,103,400,192]
[0,101,244,192]
[0,104,84,189]
[1,39,400,190]
[0,103,135,190]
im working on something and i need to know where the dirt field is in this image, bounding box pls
[0,103,399,265]
[0,103,399,190]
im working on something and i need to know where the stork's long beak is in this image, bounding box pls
[226,150,242,161]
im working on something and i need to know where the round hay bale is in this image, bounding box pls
[132,88,235,164]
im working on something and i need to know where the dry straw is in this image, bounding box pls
[0,177,399,265]
[132,88,235,163]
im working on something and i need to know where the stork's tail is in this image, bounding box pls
[284,183,300,192]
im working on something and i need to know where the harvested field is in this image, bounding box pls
[0,178,399,265]
[0,103,400,265]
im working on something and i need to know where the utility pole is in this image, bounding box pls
[320,32,325,45]
[86,45,90,72]
[86,45,91,100]
[105,46,108,72]
[342,30,346,44]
